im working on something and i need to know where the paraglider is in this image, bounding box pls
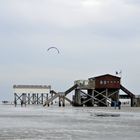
[47,47,60,54]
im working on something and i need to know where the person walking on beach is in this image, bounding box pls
[118,100,121,110]
[14,100,17,107]
[21,100,23,107]
[114,101,117,109]
[21,100,26,107]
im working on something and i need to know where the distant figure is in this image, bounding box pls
[21,100,23,107]
[114,101,117,109]
[111,101,117,109]
[118,101,121,110]
[14,100,17,107]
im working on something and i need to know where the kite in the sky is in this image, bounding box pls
[47,47,60,54]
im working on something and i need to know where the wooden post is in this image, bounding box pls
[41,93,43,104]
[37,93,39,104]
[92,90,94,106]
[106,89,108,106]
[62,96,65,107]
[28,93,30,104]
[59,96,61,107]
[14,93,17,106]
[22,93,26,106]
[74,89,81,106]
[33,94,35,104]
[51,92,53,105]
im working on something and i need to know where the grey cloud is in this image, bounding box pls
[1,0,139,27]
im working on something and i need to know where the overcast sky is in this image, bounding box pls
[0,0,140,101]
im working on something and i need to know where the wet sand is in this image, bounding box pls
[0,105,140,140]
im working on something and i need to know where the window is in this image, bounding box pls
[100,80,103,85]
[104,80,107,84]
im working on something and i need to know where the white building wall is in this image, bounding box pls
[13,85,51,94]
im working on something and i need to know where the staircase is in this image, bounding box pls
[120,85,135,98]
[65,84,78,96]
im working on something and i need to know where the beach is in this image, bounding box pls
[0,105,140,140]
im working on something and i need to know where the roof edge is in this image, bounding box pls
[89,74,121,80]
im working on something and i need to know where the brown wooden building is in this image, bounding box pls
[73,74,121,107]
[89,74,121,89]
